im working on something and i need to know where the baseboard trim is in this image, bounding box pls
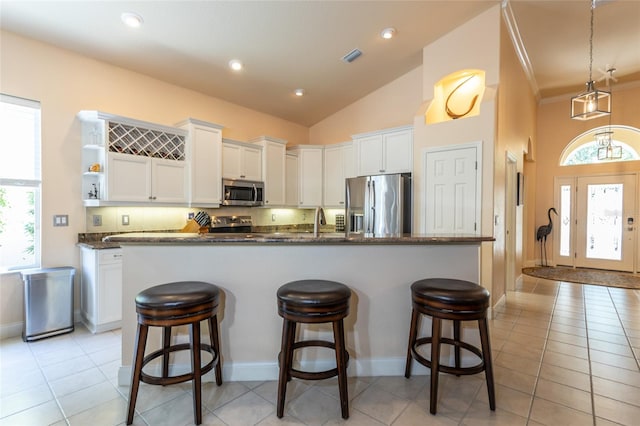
[118,356,448,386]
[0,321,23,340]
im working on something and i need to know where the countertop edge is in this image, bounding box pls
[103,233,494,245]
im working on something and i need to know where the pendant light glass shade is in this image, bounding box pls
[571,81,611,120]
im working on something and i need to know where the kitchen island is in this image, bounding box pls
[105,232,493,384]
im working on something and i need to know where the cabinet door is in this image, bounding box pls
[383,129,413,174]
[343,143,355,179]
[299,149,323,207]
[191,125,222,205]
[242,146,262,181]
[263,142,285,205]
[222,143,242,179]
[97,260,122,325]
[285,154,298,207]
[107,153,151,201]
[152,159,188,203]
[355,135,384,175]
[323,145,345,207]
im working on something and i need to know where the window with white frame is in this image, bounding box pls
[0,94,41,271]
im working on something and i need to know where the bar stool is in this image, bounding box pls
[276,280,351,419]
[126,281,223,425]
[404,278,495,414]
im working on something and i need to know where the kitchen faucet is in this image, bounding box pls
[314,206,326,237]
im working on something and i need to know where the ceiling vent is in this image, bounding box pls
[342,48,363,63]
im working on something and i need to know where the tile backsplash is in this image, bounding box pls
[85,206,344,233]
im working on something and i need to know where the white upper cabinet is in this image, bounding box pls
[178,118,224,207]
[222,139,262,181]
[285,153,298,207]
[250,136,287,206]
[78,111,188,205]
[287,145,323,208]
[353,125,413,176]
[323,142,354,207]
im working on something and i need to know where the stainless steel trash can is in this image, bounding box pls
[21,267,75,342]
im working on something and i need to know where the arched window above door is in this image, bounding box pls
[560,125,640,165]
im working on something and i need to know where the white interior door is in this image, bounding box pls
[424,145,479,233]
[575,175,636,271]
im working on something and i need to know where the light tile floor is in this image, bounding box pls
[1,275,639,425]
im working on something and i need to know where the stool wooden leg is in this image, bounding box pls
[162,326,171,378]
[127,323,148,425]
[333,319,349,419]
[404,308,420,378]
[478,317,496,410]
[430,317,442,415]
[190,321,203,425]
[453,320,461,375]
[208,315,223,386]
[277,319,294,418]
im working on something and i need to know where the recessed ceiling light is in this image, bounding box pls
[381,27,396,39]
[121,12,144,28]
[294,89,305,97]
[229,59,243,71]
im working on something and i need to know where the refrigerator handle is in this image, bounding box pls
[370,180,376,234]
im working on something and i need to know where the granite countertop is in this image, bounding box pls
[103,232,494,245]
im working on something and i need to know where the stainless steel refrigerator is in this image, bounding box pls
[346,173,411,237]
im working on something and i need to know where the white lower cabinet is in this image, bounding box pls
[80,247,122,333]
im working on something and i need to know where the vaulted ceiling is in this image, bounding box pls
[1,1,639,126]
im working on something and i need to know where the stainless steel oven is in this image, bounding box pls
[222,179,264,206]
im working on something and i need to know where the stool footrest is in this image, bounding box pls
[411,337,485,376]
[280,339,350,381]
[140,342,219,386]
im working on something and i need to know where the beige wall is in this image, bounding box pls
[309,66,423,145]
[496,17,538,298]
[0,30,309,334]
[532,84,640,266]
[414,5,501,302]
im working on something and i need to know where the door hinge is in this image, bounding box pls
[474,223,477,231]
[475,161,478,170]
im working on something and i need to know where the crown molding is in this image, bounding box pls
[501,0,540,102]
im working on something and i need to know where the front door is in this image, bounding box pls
[555,174,636,272]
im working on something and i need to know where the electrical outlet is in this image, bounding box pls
[53,215,68,227]
[272,214,276,222]
[122,215,130,226]
[92,215,102,226]
[188,212,195,220]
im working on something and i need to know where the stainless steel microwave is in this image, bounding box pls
[222,179,264,206]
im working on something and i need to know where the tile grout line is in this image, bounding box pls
[523,278,565,425]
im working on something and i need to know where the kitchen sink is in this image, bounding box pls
[255,232,346,239]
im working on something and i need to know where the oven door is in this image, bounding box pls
[222,179,264,206]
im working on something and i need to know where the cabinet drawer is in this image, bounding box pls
[99,249,123,264]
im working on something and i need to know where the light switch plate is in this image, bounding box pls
[92,215,102,226]
[53,215,69,227]
[122,215,130,225]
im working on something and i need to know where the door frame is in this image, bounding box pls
[505,152,517,291]
[422,141,482,234]
[553,172,639,272]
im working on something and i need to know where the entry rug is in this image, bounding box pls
[522,266,640,290]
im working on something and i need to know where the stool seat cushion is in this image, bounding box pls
[136,281,219,309]
[411,278,489,306]
[278,280,351,307]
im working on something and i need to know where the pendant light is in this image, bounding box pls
[596,70,622,160]
[571,0,611,120]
